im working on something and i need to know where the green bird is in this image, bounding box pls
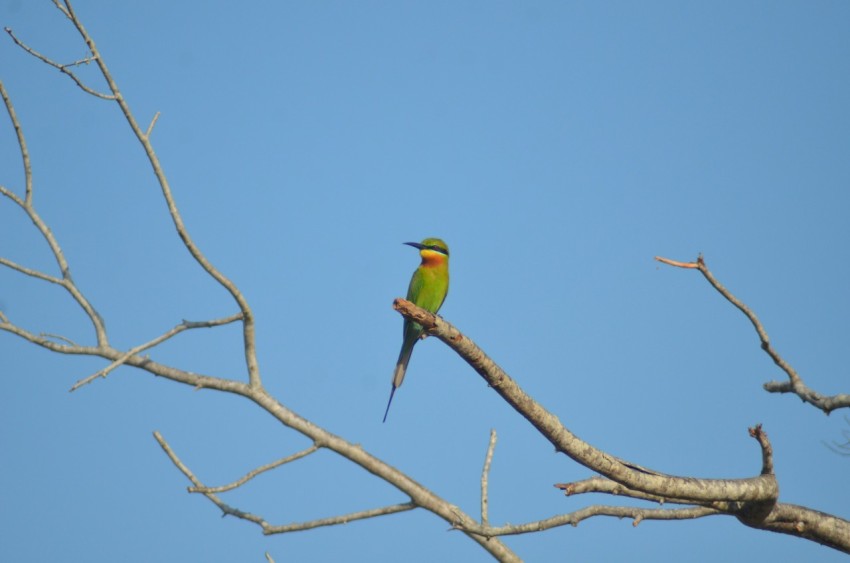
[383,237,450,423]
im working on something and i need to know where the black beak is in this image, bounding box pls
[403,242,426,250]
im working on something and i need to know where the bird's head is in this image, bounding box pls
[404,238,449,265]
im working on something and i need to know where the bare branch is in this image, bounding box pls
[457,505,723,537]
[40,332,80,347]
[190,444,320,494]
[656,255,850,414]
[0,185,108,346]
[749,424,774,475]
[154,431,418,536]
[145,111,160,139]
[4,27,115,100]
[393,298,778,507]
[0,80,32,203]
[70,313,243,391]
[481,429,497,526]
[0,320,98,355]
[263,503,418,535]
[0,256,63,285]
[655,256,699,269]
[748,503,850,553]
[51,0,71,19]
[153,431,268,528]
[556,476,669,504]
[54,0,262,389]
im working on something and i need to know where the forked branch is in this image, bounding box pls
[656,255,850,414]
[394,299,850,553]
[5,0,262,388]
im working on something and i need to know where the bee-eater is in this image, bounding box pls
[383,238,450,423]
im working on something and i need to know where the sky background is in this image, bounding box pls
[1,1,849,562]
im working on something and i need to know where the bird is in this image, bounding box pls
[383,237,450,422]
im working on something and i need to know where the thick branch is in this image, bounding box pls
[394,298,778,506]
[757,503,850,552]
[395,299,850,553]
[656,255,850,414]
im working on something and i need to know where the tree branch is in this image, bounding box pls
[0,184,108,347]
[263,503,419,535]
[153,431,269,528]
[70,313,243,391]
[55,0,262,389]
[0,80,32,203]
[394,298,778,505]
[4,27,115,100]
[189,444,320,494]
[656,255,850,414]
[480,429,497,526]
[457,504,723,537]
[395,298,850,553]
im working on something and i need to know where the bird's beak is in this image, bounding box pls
[403,242,426,250]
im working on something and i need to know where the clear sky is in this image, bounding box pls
[1,2,849,562]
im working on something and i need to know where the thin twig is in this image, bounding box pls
[70,313,243,391]
[556,476,669,504]
[145,111,160,139]
[456,505,722,537]
[190,444,320,494]
[0,256,63,285]
[40,332,79,346]
[4,27,115,100]
[0,80,32,203]
[654,256,699,269]
[0,184,108,347]
[263,503,418,534]
[153,431,269,528]
[155,431,417,536]
[481,429,497,526]
[749,424,774,475]
[51,0,71,18]
[656,254,850,414]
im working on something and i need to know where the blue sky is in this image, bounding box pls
[1,1,849,561]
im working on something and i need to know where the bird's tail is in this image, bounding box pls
[382,340,415,423]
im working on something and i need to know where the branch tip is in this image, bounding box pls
[654,255,700,269]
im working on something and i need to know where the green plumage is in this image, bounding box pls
[383,238,450,423]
